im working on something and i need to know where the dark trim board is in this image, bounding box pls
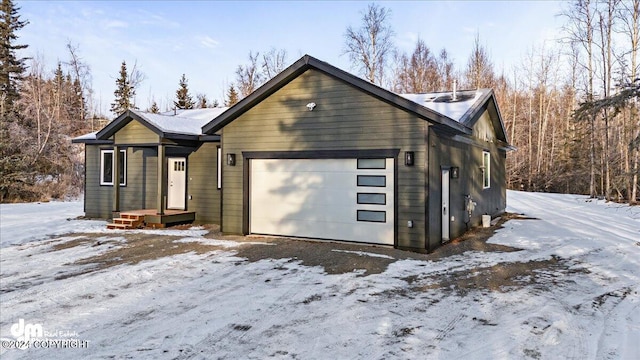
[242,158,250,235]
[393,153,399,248]
[72,139,114,144]
[241,149,400,246]
[242,149,400,160]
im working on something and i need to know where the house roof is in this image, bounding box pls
[73,55,508,146]
[72,108,228,143]
[202,54,477,135]
[401,89,508,143]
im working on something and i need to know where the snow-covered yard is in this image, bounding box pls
[0,191,639,359]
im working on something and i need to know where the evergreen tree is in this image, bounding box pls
[148,101,160,113]
[174,74,194,109]
[225,83,238,106]
[0,0,28,114]
[110,61,135,115]
[211,99,220,108]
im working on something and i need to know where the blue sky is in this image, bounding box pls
[16,1,565,116]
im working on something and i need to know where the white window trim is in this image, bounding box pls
[217,146,222,190]
[100,149,126,186]
[482,151,490,189]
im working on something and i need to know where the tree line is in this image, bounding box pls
[340,2,639,204]
[1,0,638,204]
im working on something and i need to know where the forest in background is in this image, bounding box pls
[1,0,638,204]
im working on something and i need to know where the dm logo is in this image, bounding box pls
[10,319,43,348]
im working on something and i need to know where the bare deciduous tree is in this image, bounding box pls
[235,51,264,98]
[392,38,439,93]
[464,33,495,89]
[343,3,394,85]
[262,48,288,80]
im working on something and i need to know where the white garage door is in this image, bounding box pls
[250,158,394,245]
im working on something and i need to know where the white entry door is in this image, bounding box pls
[167,157,186,210]
[441,168,450,242]
[249,158,394,245]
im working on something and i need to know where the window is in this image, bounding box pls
[357,175,386,187]
[217,146,222,190]
[357,210,386,223]
[100,149,126,186]
[357,158,386,169]
[482,151,490,189]
[357,193,386,205]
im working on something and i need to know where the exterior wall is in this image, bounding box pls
[427,109,507,250]
[187,142,221,224]
[85,144,113,218]
[221,69,427,249]
[472,111,496,142]
[114,120,159,144]
[84,145,158,218]
[84,142,222,224]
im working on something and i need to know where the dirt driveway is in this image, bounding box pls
[62,213,577,295]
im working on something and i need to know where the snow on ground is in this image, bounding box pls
[1,191,639,359]
[0,200,105,248]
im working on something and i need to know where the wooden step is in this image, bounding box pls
[107,215,145,230]
[106,223,133,230]
[113,218,143,226]
[120,213,145,221]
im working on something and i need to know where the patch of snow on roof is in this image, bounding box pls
[133,107,229,135]
[400,90,485,122]
[72,131,97,141]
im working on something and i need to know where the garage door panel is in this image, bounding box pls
[250,158,394,245]
[251,217,394,244]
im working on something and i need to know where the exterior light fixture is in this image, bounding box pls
[405,151,414,166]
[226,153,236,166]
[451,167,459,179]
[306,102,316,111]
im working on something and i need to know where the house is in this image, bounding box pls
[73,55,511,252]
[72,108,226,227]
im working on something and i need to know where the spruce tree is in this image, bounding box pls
[148,101,160,113]
[225,84,238,106]
[110,61,135,115]
[174,74,194,109]
[0,0,28,114]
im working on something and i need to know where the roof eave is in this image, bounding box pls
[95,109,166,140]
[460,89,509,144]
[71,139,114,144]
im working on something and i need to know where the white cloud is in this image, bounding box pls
[198,35,220,49]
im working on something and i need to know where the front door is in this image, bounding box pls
[167,157,186,210]
[441,168,450,242]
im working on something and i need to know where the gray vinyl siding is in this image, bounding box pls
[85,145,112,218]
[221,69,427,249]
[427,114,507,250]
[187,142,221,224]
[114,120,159,144]
[121,147,157,211]
[84,145,157,219]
